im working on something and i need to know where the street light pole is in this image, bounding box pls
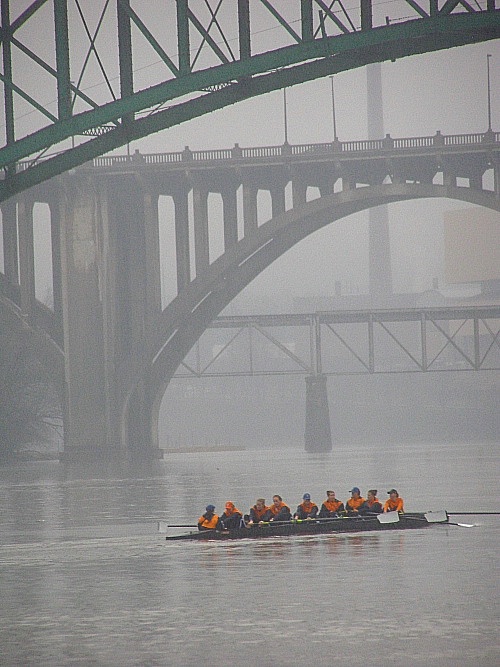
[283,87,289,144]
[487,53,492,131]
[330,76,338,142]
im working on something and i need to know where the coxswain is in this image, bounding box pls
[359,489,383,515]
[268,495,292,522]
[318,490,344,518]
[345,487,366,514]
[247,498,271,525]
[294,493,319,520]
[197,504,220,531]
[220,501,243,530]
[384,489,404,513]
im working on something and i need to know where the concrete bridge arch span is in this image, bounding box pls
[141,182,500,451]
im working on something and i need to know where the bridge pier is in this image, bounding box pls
[304,374,332,453]
[57,175,116,456]
[1,198,19,290]
[57,174,162,459]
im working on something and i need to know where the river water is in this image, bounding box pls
[0,441,498,666]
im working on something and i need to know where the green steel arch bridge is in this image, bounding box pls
[1,0,499,201]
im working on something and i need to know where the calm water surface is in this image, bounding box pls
[0,442,498,666]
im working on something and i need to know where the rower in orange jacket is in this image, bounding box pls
[345,487,366,514]
[359,489,383,515]
[268,495,292,522]
[318,490,345,518]
[294,493,319,520]
[384,489,404,513]
[198,505,220,531]
[247,498,271,524]
[220,501,243,530]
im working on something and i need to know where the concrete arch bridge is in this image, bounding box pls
[0,130,499,456]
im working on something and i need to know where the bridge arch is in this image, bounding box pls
[143,182,500,447]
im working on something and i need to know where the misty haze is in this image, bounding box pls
[0,3,499,667]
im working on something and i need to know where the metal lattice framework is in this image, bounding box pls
[1,0,499,201]
[175,307,500,378]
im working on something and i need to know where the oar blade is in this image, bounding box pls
[377,511,400,524]
[424,510,448,523]
[157,520,169,533]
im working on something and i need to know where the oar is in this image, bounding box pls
[448,512,500,516]
[245,515,386,527]
[423,511,474,527]
[158,521,199,532]
[376,511,400,524]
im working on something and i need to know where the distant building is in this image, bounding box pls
[444,207,500,300]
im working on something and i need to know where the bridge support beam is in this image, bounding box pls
[304,374,332,453]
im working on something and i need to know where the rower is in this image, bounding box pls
[220,501,243,530]
[197,504,220,531]
[318,490,344,518]
[268,495,292,522]
[246,498,271,525]
[345,487,366,514]
[359,489,383,515]
[384,489,404,513]
[294,493,319,520]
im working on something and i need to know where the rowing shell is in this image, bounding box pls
[164,510,450,541]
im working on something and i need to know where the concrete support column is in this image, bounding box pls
[17,197,36,318]
[468,172,482,191]
[49,199,63,337]
[143,188,162,328]
[443,167,456,187]
[292,178,307,208]
[173,189,191,292]
[111,178,161,454]
[304,374,332,452]
[319,183,333,197]
[193,187,209,275]
[1,198,19,285]
[242,181,258,237]
[222,187,238,250]
[270,186,286,218]
[494,159,500,199]
[58,175,109,454]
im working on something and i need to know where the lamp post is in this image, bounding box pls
[283,87,289,144]
[487,53,492,132]
[330,76,338,142]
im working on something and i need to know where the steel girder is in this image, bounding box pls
[174,307,500,377]
[0,1,499,201]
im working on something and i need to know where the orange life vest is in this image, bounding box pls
[346,496,366,510]
[198,514,219,530]
[223,505,242,517]
[251,505,270,520]
[269,502,289,517]
[384,497,404,513]
[298,501,318,514]
[323,499,343,513]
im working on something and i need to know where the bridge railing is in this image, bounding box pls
[15,130,500,172]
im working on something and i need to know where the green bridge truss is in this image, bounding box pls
[1,0,499,201]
